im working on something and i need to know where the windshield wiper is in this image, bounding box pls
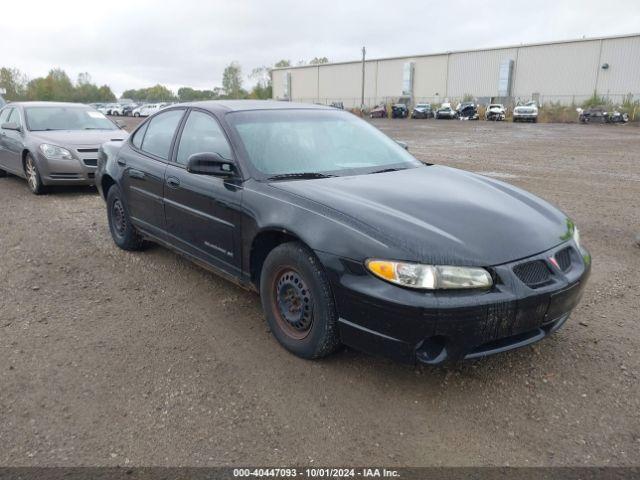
[267,172,336,181]
[368,167,408,174]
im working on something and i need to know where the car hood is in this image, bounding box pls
[271,166,570,266]
[29,129,128,146]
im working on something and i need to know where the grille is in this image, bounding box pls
[77,148,99,153]
[555,247,572,272]
[513,260,552,288]
[83,159,98,167]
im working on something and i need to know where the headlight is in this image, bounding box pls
[39,144,74,160]
[572,226,581,250]
[366,259,493,290]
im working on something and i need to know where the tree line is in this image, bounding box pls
[0,57,326,104]
[1,68,116,103]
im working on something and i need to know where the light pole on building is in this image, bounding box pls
[361,46,366,111]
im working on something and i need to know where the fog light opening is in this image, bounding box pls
[416,336,448,364]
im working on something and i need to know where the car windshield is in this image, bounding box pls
[25,106,118,131]
[416,104,429,108]
[227,109,422,178]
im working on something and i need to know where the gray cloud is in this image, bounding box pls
[3,0,640,96]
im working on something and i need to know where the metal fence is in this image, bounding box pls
[286,93,640,110]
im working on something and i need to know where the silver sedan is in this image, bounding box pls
[0,102,128,194]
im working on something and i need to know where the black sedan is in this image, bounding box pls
[96,101,590,364]
[391,104,409,118]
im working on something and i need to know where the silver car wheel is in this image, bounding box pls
[26,157,38,191]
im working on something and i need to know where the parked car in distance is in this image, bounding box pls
[330,102,344,110]
[122,104,138,116]
[411,103,433,119]
[577,106,629,124]
[369,104,387,118]
[513,101,539,122]
[0,102,127,194]
[485,103,506,121]
[391,104,409,118]
[456,102,479,120]
[110,104,125,116]
[96,100,590,365]
[133,103,166,117]
[434,103,457,119]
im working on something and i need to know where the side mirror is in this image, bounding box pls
[396,140,408,151]
[1,122,20,132]
[187,152,235,177]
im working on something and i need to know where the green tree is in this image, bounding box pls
[121,85,175,102]
[309,57,329,65]
[249,66,272,99]
[274,59,291,68]
[222,62,244,99]
[177,87,219,102]
[0,67,28,100]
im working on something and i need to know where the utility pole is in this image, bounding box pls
[361,46,366,111]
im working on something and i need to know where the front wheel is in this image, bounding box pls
[25,153,46,195]
[134,112,140,117]
[260,242,340,359]
[106,185,145,251]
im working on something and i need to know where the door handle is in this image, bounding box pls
[166,176,180,188]
[128,169,145,179]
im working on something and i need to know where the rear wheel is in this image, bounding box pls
[106,185,144,251]
[25,153,46,195]
[260,242,340,359]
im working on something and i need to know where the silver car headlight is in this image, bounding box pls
[572,226,581,250]
[366,259,493,290]
[39,144,74,160]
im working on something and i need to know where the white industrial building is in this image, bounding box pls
[271,33,640,108]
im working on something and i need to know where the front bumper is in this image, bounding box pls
[318,242,591,364]
[513,113,538,121]
[36,150,98,186]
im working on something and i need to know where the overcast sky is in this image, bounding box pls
[4,0,640,96]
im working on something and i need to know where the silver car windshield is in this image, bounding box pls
[227,109,422,178]
[25,106,118,131]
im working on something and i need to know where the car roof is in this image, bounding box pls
[9,101,91,108]
[180,100,334,113]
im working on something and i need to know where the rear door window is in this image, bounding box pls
[0,108,13,124]
[131,122,149,149]
[140,109,185,160]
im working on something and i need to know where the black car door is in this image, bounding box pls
[163,109,243,276]
[120,108,185,237]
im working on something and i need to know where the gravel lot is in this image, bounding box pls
[1,117,639,467]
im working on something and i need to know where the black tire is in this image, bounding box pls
[0,168,7,177]
[134,112,140,117]
[24,153,46,195]
[106,185,144,251]
[260,242,340,359]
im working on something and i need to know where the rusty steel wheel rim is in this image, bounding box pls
[271,267,313,340]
